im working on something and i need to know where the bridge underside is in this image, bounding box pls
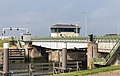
[30,45,87,69]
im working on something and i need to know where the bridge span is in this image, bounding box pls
[23,37,120,69]
[32,39,116,53]
[32,40,87,49]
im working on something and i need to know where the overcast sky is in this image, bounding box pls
[0,0,120,37]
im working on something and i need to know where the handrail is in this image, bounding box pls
[16,39,22,48]
[105,40,120,61]
[93,40,120,65]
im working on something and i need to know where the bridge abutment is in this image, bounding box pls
[87,42,98,69]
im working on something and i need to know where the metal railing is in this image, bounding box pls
[0,49,26,64]
[9,63,29,76]
[105,40,120,61]
[3,61,83,76]
[93,40,120,65]
[29,63,54,76]
[32,36,120,42]
[53,61,82,74]
[16,39,23,48]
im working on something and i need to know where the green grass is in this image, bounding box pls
[0,39,9,48]
[54,66,120,76]
[31,37,89,40]
[31,35,120,41]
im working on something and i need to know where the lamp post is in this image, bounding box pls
[74,22,80,37]
[75,23,78,37]
[118,25,119,36]
[80,11,87,36]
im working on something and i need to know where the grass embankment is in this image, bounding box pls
[54,66,120,76]
[32,37,88,40]
[32,35,120,41]
[0,39,9,48]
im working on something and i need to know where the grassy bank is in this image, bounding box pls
[54,66,120,76]
[0,39,9,48]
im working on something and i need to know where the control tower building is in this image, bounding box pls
[50,23,81,37]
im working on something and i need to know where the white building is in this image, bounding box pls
[50,24,81,37]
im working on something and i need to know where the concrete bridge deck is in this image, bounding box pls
[32,39,116,53]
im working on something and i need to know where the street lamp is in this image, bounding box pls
[75,23,79,37]
[80,11,87,36]
[74,22,79,37]
[118,25,119,36]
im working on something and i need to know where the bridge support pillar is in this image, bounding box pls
[87,42,98,69]
[3,43,10,76]
[24,42,32,62]
[62,42,67,69]
[24,42,32,55]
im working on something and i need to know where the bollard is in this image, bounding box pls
[3,43,9,76]
[62,42,67,69]
[53,62,55,74]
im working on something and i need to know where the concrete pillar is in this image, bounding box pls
[62,42,67,69]
[87,42,98,69]
[93,43,99,58]
[24,42,31,56]
[3,43,9,76]
[57,50,60,62]
[27,47,32,63]
[47,50,52,62]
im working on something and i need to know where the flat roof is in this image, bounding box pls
[51,24,80,28]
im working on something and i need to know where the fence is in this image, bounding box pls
[53,61,82,74]
[0,49,26,64]
[29,63,54,76]
[0,48,85,75]
[3,61,83,76]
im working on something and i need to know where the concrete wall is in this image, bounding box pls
[47,50,61,62]
[98,42,116,53]
[87,42,98,69]
[30,47,42,58]
[47,49,87,62]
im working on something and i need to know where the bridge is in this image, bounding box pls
[32,40,88,49]
[32,37,117,53]
[30,36,120,67]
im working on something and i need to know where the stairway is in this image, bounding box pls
[16,39,23,49]
[9,38,23,49]
[93,40,120,65]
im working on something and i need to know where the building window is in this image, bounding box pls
[51,28,80,33]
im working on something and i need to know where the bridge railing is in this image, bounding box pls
[53,61,83,74]
[29,63,54,76]
[93,40,120,65]
[104,40,120,63]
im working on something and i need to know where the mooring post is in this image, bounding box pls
[3,43,9,76]
[62,42,67,70]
